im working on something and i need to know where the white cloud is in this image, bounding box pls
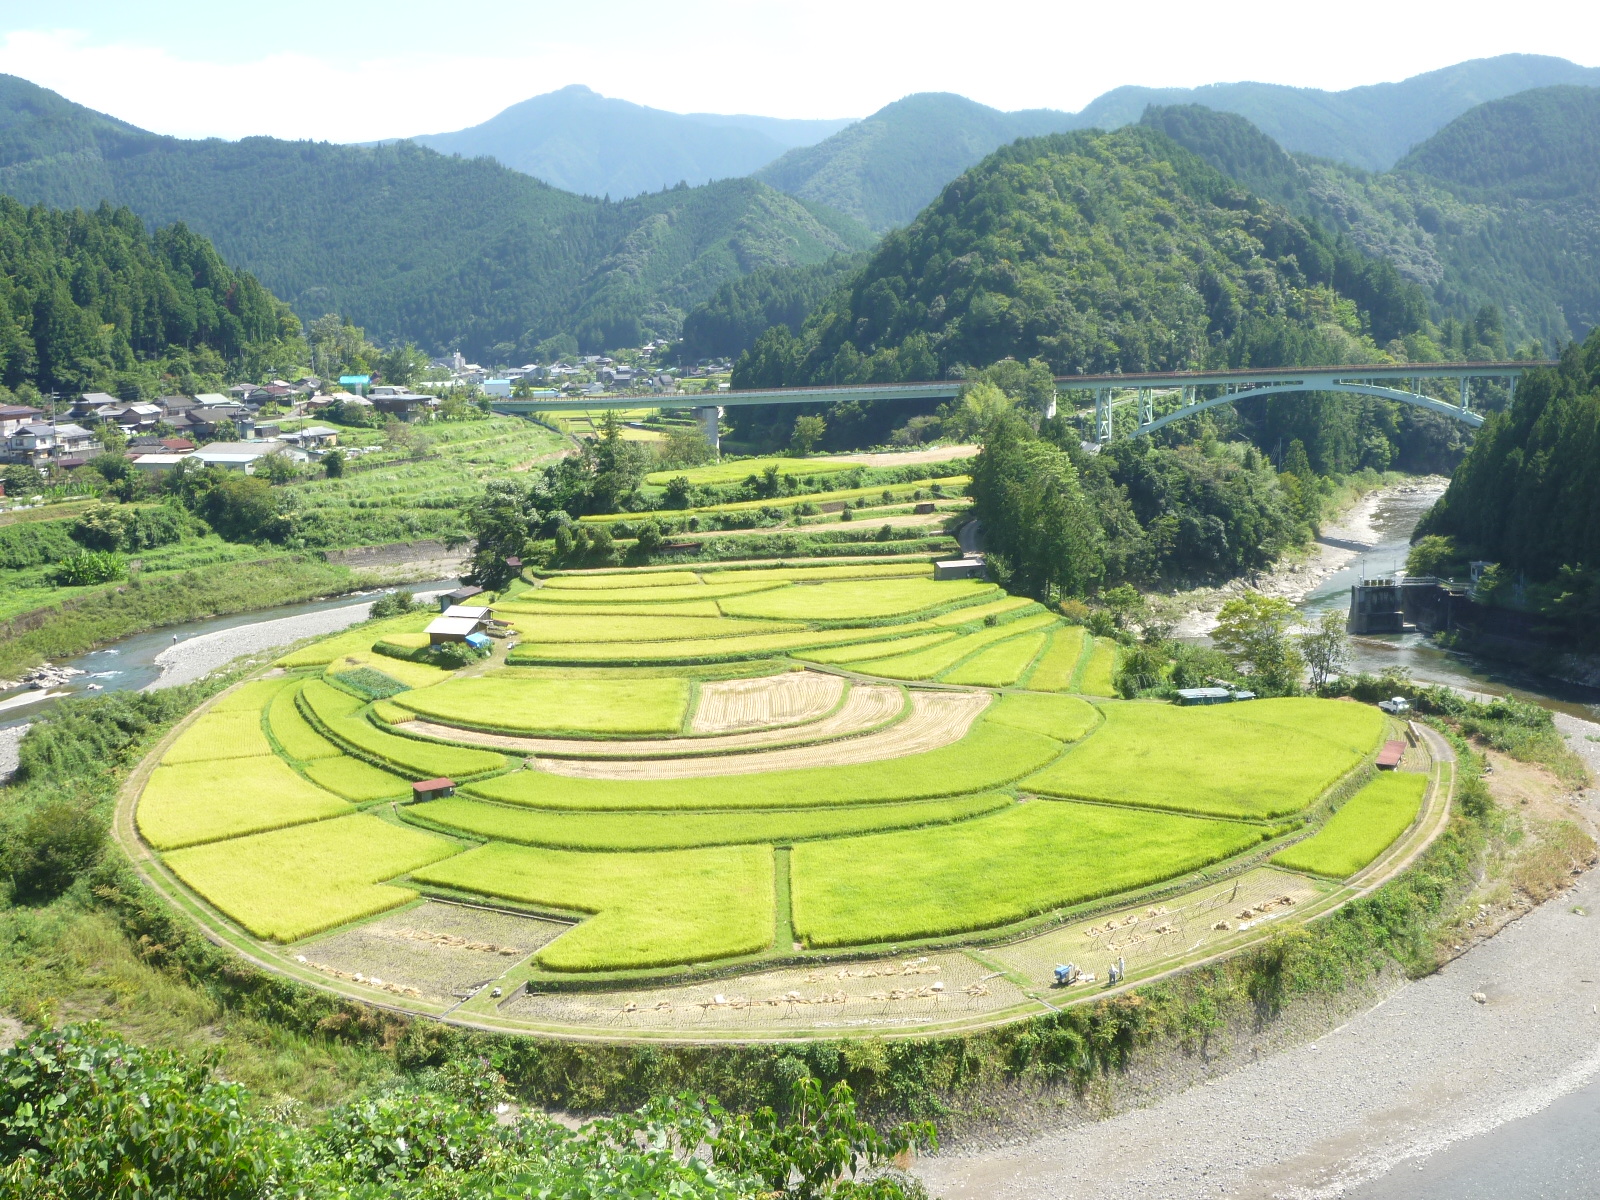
[0,30,556,140]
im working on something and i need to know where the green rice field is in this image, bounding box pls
[389,674,691,735]
[304,756,413,802]
[1023,626,1088,691]
[1023,698,1384,818]
[941,631,1048,686]
[138,757,351,849]
[791,799,1265,946]
[412,792,1013,851]
[412,842,774,970]
[1078,637,1119,696]
[160,711,274,763]
[642,457,858,487]
[138,562,1394,979]
[1272,771,1429,877]
[163,815,461,942]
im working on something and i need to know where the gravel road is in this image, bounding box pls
[918,719,1600,1200]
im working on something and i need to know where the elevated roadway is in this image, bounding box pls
[490,360,1553,447]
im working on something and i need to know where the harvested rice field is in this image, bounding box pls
[296,900,567,1003]
[134,561,1406,1019]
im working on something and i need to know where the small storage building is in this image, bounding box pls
[438,585,484,611]
[426,615,484,644]
[934,557,986,580]
[1175,687,1232,706]
[1376,740,1407,770]
[412,778,455,800]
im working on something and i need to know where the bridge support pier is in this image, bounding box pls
[695,405,722,455]
[1094,388,1112,445]
[1044,389,1057,420]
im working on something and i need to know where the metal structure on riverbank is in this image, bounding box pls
[489,361,1552,449]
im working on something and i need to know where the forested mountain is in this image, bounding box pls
[1074,54,1600,172]
[747,56,1596,236]
[678,253,868,361]
[0,76,875,357]
[1415,328,1600,592]
[738,126,1427,385]
[406,85,854,199]
[753,94,1078,232]
[1142,88,1600,347]
[0,196,300,395]
[732,126,1476,472]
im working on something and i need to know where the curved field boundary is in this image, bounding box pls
[111,679,1457,1045]
[691,671,845,733]
[398,685,907,760]
[533,690,992,781]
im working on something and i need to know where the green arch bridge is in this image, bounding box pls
[489,361,1550,449]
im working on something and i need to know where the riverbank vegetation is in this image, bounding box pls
[1413,328,1600,644]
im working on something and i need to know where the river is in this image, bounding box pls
[0,579,459,773]
[1298,487,1600,720]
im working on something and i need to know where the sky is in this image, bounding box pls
[0,0,1595,142]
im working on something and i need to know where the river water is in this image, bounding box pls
[1294,487,1600,719]
[0,578,458,736]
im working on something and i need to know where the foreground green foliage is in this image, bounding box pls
[0,1025,932,1199]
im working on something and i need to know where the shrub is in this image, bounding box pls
[50,549,127,586]
[427,640,490,669]
[6,801,105,902]
[370,588,422,618]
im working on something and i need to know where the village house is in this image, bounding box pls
[3,422,100,466]
[193,439,308,473]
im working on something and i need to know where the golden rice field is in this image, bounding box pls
[135,560,1402,986]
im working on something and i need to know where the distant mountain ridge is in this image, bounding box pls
[746,55,1600,234]
[754,93,1079,232]
[1075,54,1600,171]
[1140,88,1600,346]
[406,85,854,199]
[0,75,875,357]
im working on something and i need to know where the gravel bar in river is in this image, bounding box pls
[148,587,451,689]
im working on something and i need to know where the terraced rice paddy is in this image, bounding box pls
[1272,771,1429,877]
[1023,698,1385,819]
[136,562,1391,989]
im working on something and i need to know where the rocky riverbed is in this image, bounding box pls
[1170,476,1448,639]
